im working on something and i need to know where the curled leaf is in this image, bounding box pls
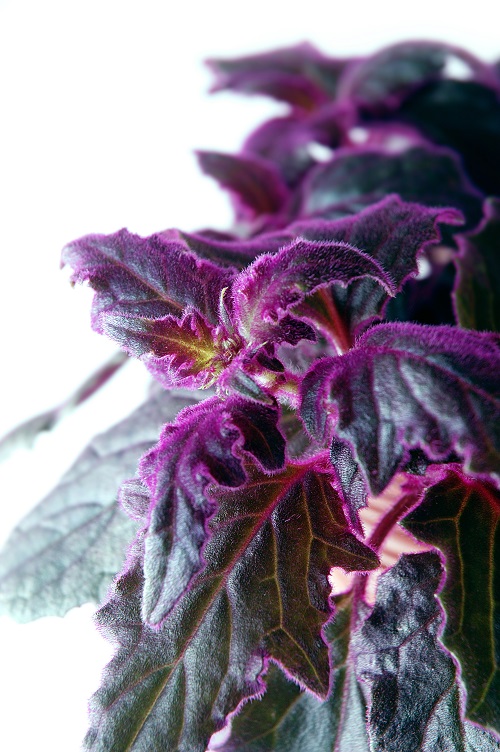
[301,323,500,494]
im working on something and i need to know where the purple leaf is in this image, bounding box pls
[329,437,368,532]
[0,388,201,621]
[164,226,286,269]
[207,43,349,109]
[398,79,500,196]
[103,309,219,389]
[220,593,370,752]
[454,197,500,332]
[231,235,395,349]
[292,196,462,339]
[242,115,317,187]
[354,552,500,751]
[135,396,286,625]
[301,323,500,494]
[61,227,235,330]
[340,41,495,111]
[84,460,378,751]
[299,145,483,231]
[403,466,500,730]
[196,150,289,219]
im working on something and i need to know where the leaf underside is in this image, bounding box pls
[0,389,201,621]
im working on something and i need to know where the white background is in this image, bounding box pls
[0,0,498,748]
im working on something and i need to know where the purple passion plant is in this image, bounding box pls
[1,40,500,752]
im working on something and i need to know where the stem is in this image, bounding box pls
[317,288,353,355]
[368,491,418,553]
[0,350,128,460]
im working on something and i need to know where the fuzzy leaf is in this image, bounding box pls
[354,552,500,751]
[221,593,369,752]
[342,41,492,110]
[61,227,234,330]
[299,146,483,230]
[242,115,317,187]
[160,227,269,269]
[292,196,462,339]
[197,150,289,218]
[84,460,378,752]
[301,323,500,495]
[0,389,201,621]
[329,438,368,531]
[232,235,395,348]
[207,43,348,109]
[403,467,500,730]
[137,396,286,626]
[454,197,500,332]
[103,309,219,389]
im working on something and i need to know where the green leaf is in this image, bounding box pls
[0,389,201,621]
[84,461,378,751]
[220,593,369,752]
[403,468,500,731]
[454,198,500,333]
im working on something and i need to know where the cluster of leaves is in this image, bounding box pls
[1,40,500,751]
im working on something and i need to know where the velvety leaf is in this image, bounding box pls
[329,438,367,532]
[207,43,349,109]
[136,396,286,625]
[0,388,201,622]
[354,552,500,752]
[196,150,289,218]
[242,115,317,187]
[301,323,500,494]
[454,197,500,332]
[169,227,290,269]
[299,146,483,231]
[292,196,462,340]
[403,467,500,730]
[342,41,493,111]
[84,460,378,752]
[231,235,395,348]
[103,309,219,389]
[61,227,235,330]
[220,594,369,752]
[398,79,500,196]
[0,352,127,461]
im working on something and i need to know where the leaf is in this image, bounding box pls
[169,227,293,270]
[242,115,317,187]
[454,197,500,332]
[196,150,289,218]
[207,43,348,109]
[103,309,220,389]
[220,593,369,752]
[299,146,483,231]
[301,322,500,495]
[292,196,462,339]
[399,79,500,196]
[84,460,378,752]
[403,467,500,730]
[354,552,500,752]
[342,41,492,111]
[231,234,395,348]
[0,352,128,461]
[137,396,286,626]
[61,227,235,330]
[329,438,368,532]
[0,388,202,622]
